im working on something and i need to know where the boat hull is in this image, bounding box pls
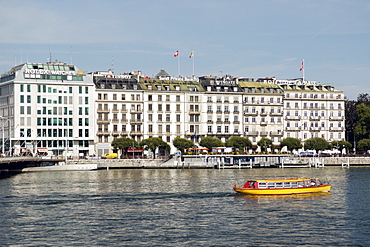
[234,185,331,195]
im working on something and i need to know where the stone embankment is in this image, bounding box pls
[67,156,370,168]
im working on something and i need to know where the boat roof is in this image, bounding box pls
[248,178,314,183]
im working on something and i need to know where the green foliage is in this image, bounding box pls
[199,136,224,151]
[331,140,352,149]
[354,103,370,140]
[225,136,252,151]
[111,137,138,158]
[139,137,170,159]
[304,137,330,151]
[280,137,302,151]
[257,137,273,152]
[172,137,194,154]
[357,139,370,151]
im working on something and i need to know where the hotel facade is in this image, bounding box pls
[0,61,345,157]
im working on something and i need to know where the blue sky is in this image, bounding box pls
[0,0,369,99]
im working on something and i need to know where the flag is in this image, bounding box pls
[193,130,196,141]
[189,51,194,58]
[299,60,304,71]
[173,50,179,57]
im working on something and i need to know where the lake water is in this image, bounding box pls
[0,167,369,246]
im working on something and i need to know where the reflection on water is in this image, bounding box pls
[0,167,369,246]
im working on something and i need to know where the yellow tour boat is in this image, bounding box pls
[233,178,331,195]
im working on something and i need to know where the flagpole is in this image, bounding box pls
[192,52,195,76]
[302,59,305,82]
[178,53,180,77]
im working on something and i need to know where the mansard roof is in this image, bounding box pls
[155,69,170,78]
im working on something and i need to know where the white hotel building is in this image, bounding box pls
[0,62,96,158]
[0,61,345,156]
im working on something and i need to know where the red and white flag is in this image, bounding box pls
[299,60,304,71]
[173,50,179,57]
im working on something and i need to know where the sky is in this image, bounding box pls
[0,0,369,99]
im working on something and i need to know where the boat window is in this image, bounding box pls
[267,182,275,189]
[298,181,304,187]
[258,182,267,188]
[283,182,291,188]
[304,181,310,187]
[291,182,298,188]
[275,182,283,188]
[248,181,255,188]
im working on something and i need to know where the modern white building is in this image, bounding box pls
[0,61,96,158]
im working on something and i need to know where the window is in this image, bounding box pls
[258,182,267,188]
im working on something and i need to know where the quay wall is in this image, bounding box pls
[69,156,370,168]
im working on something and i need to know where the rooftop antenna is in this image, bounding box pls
[47,45,52,63]
[70,46,73,64]
[26,44,29,63]
[111,55,114,73]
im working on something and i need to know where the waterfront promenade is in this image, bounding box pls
[1,155,370,172]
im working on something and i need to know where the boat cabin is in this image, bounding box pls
[243,178,322,189]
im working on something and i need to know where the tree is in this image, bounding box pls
[225,136,252,152]
[331,140,352,150]
[354,103,370,141]
[199,136,224,151]
[280,137,302,152]
[257,137,273,152]
[111,137,138,158]
[356,139,370,152]
[139,137,170,159]
[172,137,194,154]
[304,137,330,151]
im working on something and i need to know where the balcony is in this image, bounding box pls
[310,116,321,121]
[189,111,200,114]
[285,116,301,120]
[329,127,345,131]
[260,131,269,136]
[310,127,321,131]
[97,108,110,113]
[270,131,283,137]
[130,119,143,124]
[260,111,268,116]
[130,109,142,113]
[244,111,258,116]
[97,118,110,124]
[329,116,345,121]
[112,131,120,136]
[285,127,301,131]
[270,111,283,116]
[245,131,258,136]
